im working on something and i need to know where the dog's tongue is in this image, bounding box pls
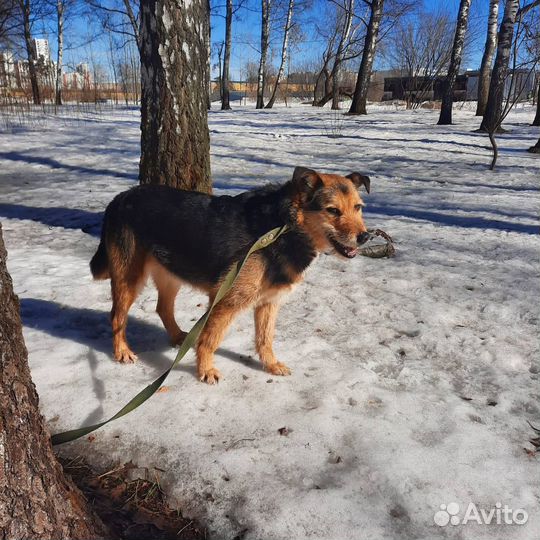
[344,246,358,258]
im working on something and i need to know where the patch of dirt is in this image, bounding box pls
[60,456,207,540]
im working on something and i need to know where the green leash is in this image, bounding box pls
[51,225,289,446]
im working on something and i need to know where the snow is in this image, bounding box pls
[1,102,539,540]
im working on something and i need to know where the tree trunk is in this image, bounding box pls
[314,67,332,106]
[313,29,337,106]
[532,80,540,126]
[221,0,232,110]
[205,0,211,110]
[437,0,472,125]
[55,0,64,107]
[475,0,499,116]
[527,137,540,153]
[331,0,354,110]
[139,0,212,193]
[313,68,324,103]
[348,0,384,115]
[480,0,520,132]
[331,68,340,110]
[122,0,141,49]
[266,0,294,109]
[0,225,111,540]
[256,0,270,109]
[21,0,40,105]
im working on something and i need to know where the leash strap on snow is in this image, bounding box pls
[51,224,289,446]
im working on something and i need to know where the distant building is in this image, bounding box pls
[464,69,536,102]
[382,69,537,103]
[62,63,92,89]
[0,51,16,89]
[32,39,51,63]
[0,51,32,91]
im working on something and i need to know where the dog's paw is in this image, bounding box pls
[264,362,291,376]
[114,345,138,364]
[199,367,222,385]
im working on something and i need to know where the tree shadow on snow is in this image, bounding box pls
[0,150,138,180]
[367,204,539,235]
[0,203,103,237]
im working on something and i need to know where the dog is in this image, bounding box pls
[90,167,371,384]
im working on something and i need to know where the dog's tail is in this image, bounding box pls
[90,214,110,280]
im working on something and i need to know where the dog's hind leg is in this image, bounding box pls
[255,302,291,376]
[109,243,146,363]
[150,261,187,346]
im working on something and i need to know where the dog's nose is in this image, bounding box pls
[357,232,370,245]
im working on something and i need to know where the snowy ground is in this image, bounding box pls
[1,102,539,540]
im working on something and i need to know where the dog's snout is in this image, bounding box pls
[357,232,370,245]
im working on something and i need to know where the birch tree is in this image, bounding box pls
[54,0,64,105]
[348,0,384,115]
[312,0,358,108]
[312,24,338,104]
[0,226,110,539]
[139,0,211,192]
[480,0,540,132]
[437,0,472,125]
[265,0,294,108]
[19,0,40,104]
[475,0,500,116]
[256,0,270,108]
[221,0,232,109]
[331,0,354,109]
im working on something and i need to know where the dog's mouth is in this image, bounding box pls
[328,235,358,259]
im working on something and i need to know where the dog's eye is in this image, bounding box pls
[354,204,362,212]
[326,207,342,216]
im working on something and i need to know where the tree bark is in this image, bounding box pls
[55,0,64,107]
[437,0,472,125]
[475,0,499,116]
[348,0,384,115]
[528,136,540,153]
[313,65,332,106]
[256,0,270,109]
[221,0,232,110]
[532,80,540,126]
[205,0,211,110]
[266,0,294,109]
[139,0,212,193]
[0,225,111,540]
[20,0,40,105]
[480,0,520,132]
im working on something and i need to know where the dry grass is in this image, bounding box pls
[60,456,207,540]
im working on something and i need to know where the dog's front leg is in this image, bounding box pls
[255,302,291,376]
[196,303,240,384]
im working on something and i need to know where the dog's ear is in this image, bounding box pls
[347,172,370,194]
[291,167,324,198]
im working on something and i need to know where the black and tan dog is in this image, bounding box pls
[90,167,371,383]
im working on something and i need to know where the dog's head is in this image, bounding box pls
[290,166,370,259]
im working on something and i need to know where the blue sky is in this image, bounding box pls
[31,0,492,80]
[209,0,492,79]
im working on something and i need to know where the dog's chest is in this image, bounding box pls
[257,277,302,306]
